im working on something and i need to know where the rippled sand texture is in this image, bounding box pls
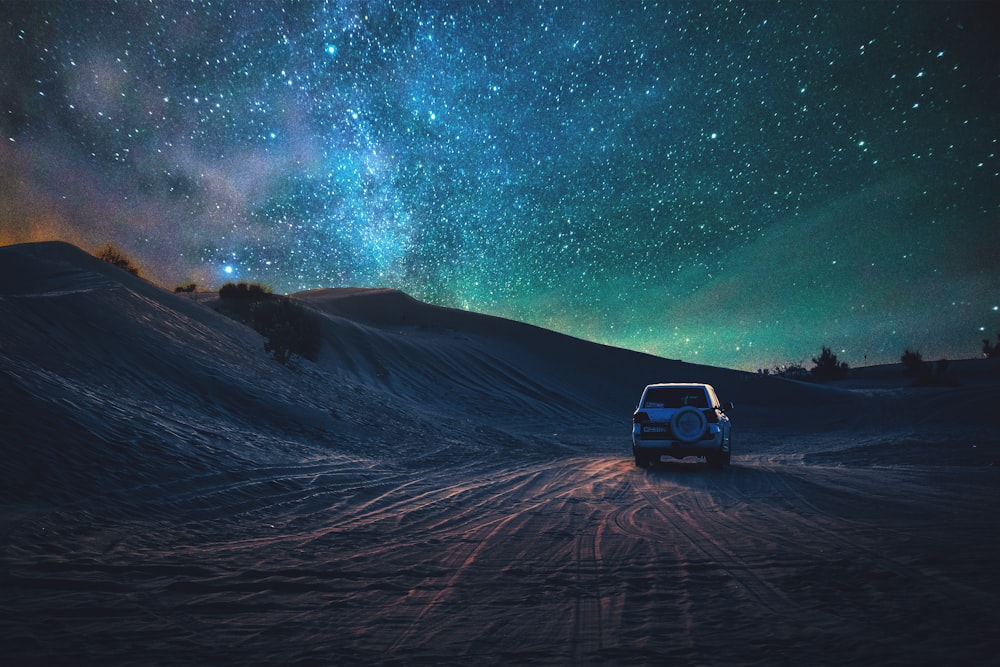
[2,242,999,665]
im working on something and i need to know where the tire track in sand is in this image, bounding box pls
[632,468,805,623]
[382,457,633,662]
[566,458,631,665]
[381,459,586,658]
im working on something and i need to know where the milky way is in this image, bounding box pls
[2,1,998,370]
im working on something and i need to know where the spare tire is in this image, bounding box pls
[671,407,708,442]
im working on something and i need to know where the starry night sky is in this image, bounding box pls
[2,1,998,371]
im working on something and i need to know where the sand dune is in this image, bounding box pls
[2,241,998,665]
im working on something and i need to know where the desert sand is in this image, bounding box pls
[2,241,998,665]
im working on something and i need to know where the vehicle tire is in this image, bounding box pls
[635,453,651,467]
[670,407,708,443]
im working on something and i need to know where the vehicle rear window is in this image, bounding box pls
[642,387,709,408]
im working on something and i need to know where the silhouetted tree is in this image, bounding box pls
[810,346,849,381]
[219,282,271,300]
[762,362,811,380]
[899,348,956,386]
[901,348,925,374]
[95,244,140,276]
[901,348,931,384]
[217,282,273,318]
[212,282,320,364]
[252,298,322,364]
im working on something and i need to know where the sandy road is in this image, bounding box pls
[3,454,999,665]
[336,455,998,666]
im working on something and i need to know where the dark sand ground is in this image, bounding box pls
[3,242,999,665]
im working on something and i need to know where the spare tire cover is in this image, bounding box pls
[671,406,708,442]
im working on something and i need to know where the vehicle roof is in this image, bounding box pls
[643,382,713,389]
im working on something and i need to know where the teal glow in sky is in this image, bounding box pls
[2,1,997,370]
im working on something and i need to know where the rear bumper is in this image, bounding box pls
[632,424,725,459]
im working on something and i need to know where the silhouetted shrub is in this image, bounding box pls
[95,244,141,276]
[212,282,321,364]
[901,348,932,385]
[983,333,1000,359]
[810,346,849,381]
[216,282,273,320]
[174,283,197,293]
[219,282,271,300]
[252,298,322,364]
[901,348,925,374]
[760,362,811,380]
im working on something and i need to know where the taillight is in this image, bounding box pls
[703,409,719,423]
[633,411,650,424]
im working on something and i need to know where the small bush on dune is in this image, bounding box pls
[901,349,957,386]
[174,283,198,293]
[252,298,322,364]
[902,348,932,385]
[216,282,273,319]
[759,362,811,380]
[901,348,925,375]
[214,282,320,364]
[95,243,141,276]
[219,281,272,300]
[810,346,849,381]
